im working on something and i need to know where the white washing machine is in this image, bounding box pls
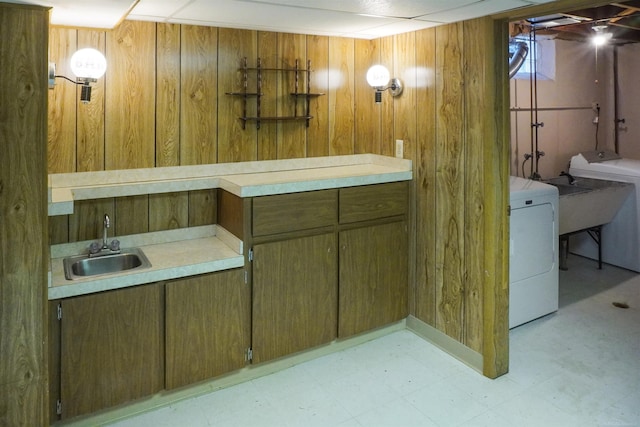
[509,176,559,328]
[570,151,640,272]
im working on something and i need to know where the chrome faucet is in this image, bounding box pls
[89,213,120,256]
[102,213,110,249]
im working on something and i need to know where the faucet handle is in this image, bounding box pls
[110,239,121,252]
[89,241,101,254]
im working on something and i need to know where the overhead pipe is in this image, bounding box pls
[509,40,529,79]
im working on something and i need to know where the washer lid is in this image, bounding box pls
[571,153,640,177]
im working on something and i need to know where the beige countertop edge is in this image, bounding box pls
[225,170,413,197]
[48,256,244,300]
[48,154,407,187]
[48,227,244,300]
[47,156,413,215]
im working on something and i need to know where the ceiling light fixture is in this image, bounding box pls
[366,65,402,103]
[592,25,612,47]
[49,48,107,103]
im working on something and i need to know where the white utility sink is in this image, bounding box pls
[545,176,633,235]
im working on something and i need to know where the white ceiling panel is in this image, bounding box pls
[6,0,139,28]
[127,0,191,19]
[168,0,409,36]
[236,0,477,18]
[12,0,553,38]
[416,0,532,23]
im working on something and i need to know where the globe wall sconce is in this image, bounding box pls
[49,48,107,103]
[366,64,403,103]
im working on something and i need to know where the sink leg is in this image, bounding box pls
[587,226,603,270]
[559,235,569,271]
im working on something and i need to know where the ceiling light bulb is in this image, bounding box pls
[366,65,390,88]
[70,48,107,80]
[592,32,612,47]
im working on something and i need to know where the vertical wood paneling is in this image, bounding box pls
[483,18,510,378]
[77,30,106,173]
[181,25,218,165]
[463,19,487,353]
[354,39,380,154]
[156,23,181,167]
[149,192,188,232]
[414,28,437,325]
[277,33,306,159]
[393,31,418,325]
[188,190,217,227]
[105,21,156,170]
[257,31,278,160]
[48,27,77,173]
[394,32,417,161]
[328,37,355,155]
[434,23,466,341]
[380,36,395,157]
[0,5,49,425]
[68,199,115,242]
[217,28,256,163]
[306,35,330,157]
[115,196,149,236]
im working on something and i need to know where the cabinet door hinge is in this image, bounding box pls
[246,347,253,362]
[244,270,248,284]
[57,303,62,320]
[507,205,511,216]
[248,248,253,262]
[56,399,62,415]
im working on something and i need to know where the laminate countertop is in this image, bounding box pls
[47,154,412,299]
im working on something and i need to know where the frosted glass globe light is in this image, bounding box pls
[366,65,390,88]
[70,48,107,80]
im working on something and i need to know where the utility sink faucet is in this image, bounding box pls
[560,171,576,185]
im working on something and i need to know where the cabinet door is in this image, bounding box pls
[60,284,164,419]
[339,221,408,337]
[165,269,250,389]
[252,233,337,363]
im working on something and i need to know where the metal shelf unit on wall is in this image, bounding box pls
[226,57,324,129]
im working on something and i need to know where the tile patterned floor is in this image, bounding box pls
[110,255,640,426]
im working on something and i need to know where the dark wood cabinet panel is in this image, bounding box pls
[339,181,408,224]
[252,233,338,363]
[339,221,408,337]
[165,269,250,389]
[60,284,164,419]
[252,189,338,236]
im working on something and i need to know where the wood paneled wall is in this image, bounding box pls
[47,17,508,377]
[0,4,49,425]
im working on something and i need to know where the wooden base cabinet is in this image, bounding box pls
[165,269,250,389]
[339,221,409,337]
[58,284,164,420]
[251,233,338,363]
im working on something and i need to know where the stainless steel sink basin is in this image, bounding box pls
[63,248,151,280]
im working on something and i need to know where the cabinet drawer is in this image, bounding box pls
[252,189,338,236]
[339,182,408,224]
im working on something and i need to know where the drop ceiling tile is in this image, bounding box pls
[236,0,478,18]
[128,0,192,20]
[416,0,531,23]
[9,0,139,28]
[170,0,403,36]
[353,19,441,39]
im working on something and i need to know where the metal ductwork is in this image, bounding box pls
[509,40,529,79]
